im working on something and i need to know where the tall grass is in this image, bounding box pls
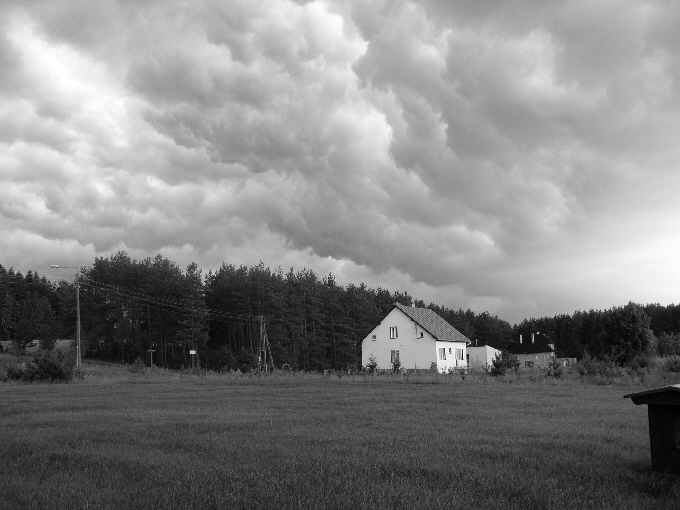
[1,364,679,509]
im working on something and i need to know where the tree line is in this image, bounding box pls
[1,252,678,369]
[515,302,680,363]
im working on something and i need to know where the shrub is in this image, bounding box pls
[236,350,258,372]
[628,354,653,371]
[663,356,680,373]
[39,337,57,351]
[545,358,564,378]
[366,354,378,373]
[128,357,147,374]
[3,349,74,382]
[490,350,520,377]
[201,346,238,372]
[625,354,654,381]
[575,354,622,379]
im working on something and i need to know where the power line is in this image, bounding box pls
[79,278,254,324]
[0,270,260,324]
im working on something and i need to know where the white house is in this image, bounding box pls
[466,344,501,371]
[361,303,470,373]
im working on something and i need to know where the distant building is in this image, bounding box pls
[506,332,555,368]
[361,303,470,372]
[467,343,501,371]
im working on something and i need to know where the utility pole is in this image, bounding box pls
[257,315,274,372]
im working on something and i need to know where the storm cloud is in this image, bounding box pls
[2,0,680,322]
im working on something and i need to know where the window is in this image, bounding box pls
[372,335,376,341]
[455,348,464,361]
[448,348,452,354]
[389,326,398,339]
[438,348,446,360]
[391,350,400,363]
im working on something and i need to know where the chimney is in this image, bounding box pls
[532,333,535,344]
[519,334,522,344]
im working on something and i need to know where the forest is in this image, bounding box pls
[1,251,679,370]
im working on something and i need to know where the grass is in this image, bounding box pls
[1,365,680,509]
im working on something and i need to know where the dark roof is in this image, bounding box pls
[624,384,680,405]
[393,303,470,344]
[506,333,554,355]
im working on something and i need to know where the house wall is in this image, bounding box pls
[435,340,467,373]
[515,351,554,368]
[467,346,499,370]
[362,308,437,370]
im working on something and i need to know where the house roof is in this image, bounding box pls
[393,303,470,344]
[506,333,554,355]
[624,384,680,405]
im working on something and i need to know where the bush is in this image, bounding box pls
[128,357,147,374]
[3,349,74,382]
[625,354,654,381]
[236,350,258,373]
[490,350,520,377]
[575,354,622,379]
[199,346,231,372]
[366,354,378,373]
[545,358,564,378]
[663,356,680,373]
[627,354,653,372]
[39,337,57,351]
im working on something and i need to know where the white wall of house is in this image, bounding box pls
[362,308,434,370]
[361,307,467,371]
[435,340,467,373]
[467,345,500,370]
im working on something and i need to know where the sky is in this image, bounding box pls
[1,0,680,324]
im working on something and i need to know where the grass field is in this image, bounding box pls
[1,365,680,510]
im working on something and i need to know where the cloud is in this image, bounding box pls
[1,0,680,323]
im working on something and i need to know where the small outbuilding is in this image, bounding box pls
[467,343,500,371]
[624,384,680,472]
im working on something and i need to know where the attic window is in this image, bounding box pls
[372,335,376,341]
[389,326,398,339]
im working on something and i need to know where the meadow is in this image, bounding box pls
[1,363,680,510]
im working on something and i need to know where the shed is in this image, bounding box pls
[624,384,680,472]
